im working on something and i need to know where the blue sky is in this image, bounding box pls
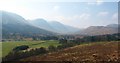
[0,0,118,28]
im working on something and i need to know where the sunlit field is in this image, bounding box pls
[2,40,60,57]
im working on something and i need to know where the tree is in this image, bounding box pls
[32,36,37,40]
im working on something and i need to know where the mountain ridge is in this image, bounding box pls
[1,11,119,36]
[1,11,56,39]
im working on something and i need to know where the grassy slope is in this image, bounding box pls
[22,41,119,62]
[2,40,60,57]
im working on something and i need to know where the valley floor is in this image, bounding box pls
[22,41,119,63]
[2,40,60,57]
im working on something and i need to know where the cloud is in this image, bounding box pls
[87,0,103,5]
[48,13,91,28]
[112,13,118,20]
[98,12,109,16]
[87,2,96,5]
[96,0,103,5]
[53,13,91,23]
[71,13,91,23]
[53,6,60,11]
[78,13,91,20]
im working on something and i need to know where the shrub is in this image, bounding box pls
[48,45,56,52]
[3,47,47,61]
[59,38,67,44]
[37,47,47,54]
[12,45,29,51]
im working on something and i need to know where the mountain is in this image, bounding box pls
[1,11,55,39]
[29,19,55,32]
[29,20,80,34]
[2,11,118,37]
[79,24,119,35]
[49,21,80,34]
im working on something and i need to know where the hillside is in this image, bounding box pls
[22,41,119,62]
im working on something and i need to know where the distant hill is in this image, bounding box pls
[29,19,80,34]
[106,24,119,28]
[1,11,55,39]
[78,24,119,35]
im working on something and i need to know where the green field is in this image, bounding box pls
[2,40,60,57]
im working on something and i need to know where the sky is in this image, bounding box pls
[0,0,119,28]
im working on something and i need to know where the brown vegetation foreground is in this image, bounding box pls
[22,41,119,63]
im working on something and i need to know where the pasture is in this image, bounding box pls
[2,40,60,57]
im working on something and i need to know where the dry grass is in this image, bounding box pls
[22,41,120,63]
